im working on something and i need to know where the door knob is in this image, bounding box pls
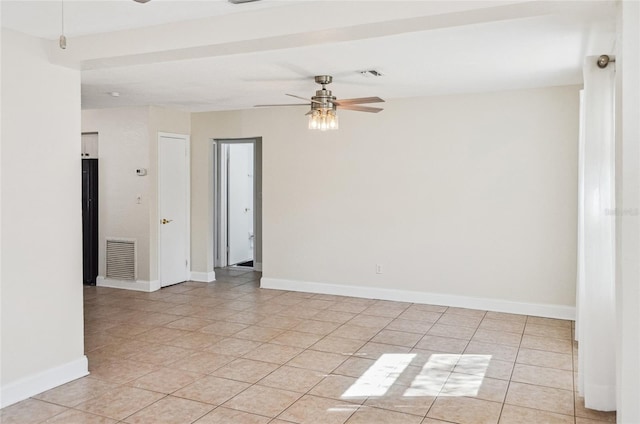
[161,219,173,224]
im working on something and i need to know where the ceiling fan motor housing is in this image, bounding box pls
[312,75,337,111]
[314,75,332,85]
[311,90,337,111]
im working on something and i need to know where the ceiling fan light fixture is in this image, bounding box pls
[309,108,338,131]
[255,75,382,130]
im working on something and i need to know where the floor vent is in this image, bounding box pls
[106,238,136,280]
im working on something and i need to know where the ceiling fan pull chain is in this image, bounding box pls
[59,0,66,50]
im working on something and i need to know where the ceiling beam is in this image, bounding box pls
[46,1,613,71]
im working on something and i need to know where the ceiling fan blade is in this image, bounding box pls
[286,94,323,104]
[334,96,385,105]
[254,103,310,107]
[337,104,384,113]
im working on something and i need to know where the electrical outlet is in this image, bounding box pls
[376,264,383,274]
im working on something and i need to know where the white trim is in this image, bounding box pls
[0,356,89,408]
[260,278,575,320]
[97,276,161,292]
[190,271,216,283]
[211,141,219,268]
[157,132,191,288]
[254,262,263,272]
[219,143,229,268]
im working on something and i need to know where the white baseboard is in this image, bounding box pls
[0,356,89,408]
[97,276,161,292]
[254,262,263,272]
[260,278,575,320]
[190,271,216,283]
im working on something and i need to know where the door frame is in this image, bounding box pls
[213,137,262,270]
[157,132,191,287]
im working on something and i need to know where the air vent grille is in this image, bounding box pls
[360,70,384,77]
[106,239,136,280]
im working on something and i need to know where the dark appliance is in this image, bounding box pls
[82,159,98,285]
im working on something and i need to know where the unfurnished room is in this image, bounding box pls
[1,1,639,423]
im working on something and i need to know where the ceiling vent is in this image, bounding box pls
[360,70,384,77]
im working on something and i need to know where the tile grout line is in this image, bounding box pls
[495,313,528,424]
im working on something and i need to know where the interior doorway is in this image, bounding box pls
[214,138,262,270]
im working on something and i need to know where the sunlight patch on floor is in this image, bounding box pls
[406,354,491,397]
[341,354,416,398]
[342,353,492,398]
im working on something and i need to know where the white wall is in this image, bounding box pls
[616,1,640,421]
[81,106,190,286]
[1,28,87,407]
[192,85,580,316]
[191,115,242,273]
[82,107,152,282]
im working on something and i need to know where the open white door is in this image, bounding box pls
[159,133,190,287]
[227,143,254,265]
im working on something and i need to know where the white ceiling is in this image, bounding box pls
[2,0,618,112]
[1,0,287,39]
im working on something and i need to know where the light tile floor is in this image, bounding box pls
[2,268,617,424]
